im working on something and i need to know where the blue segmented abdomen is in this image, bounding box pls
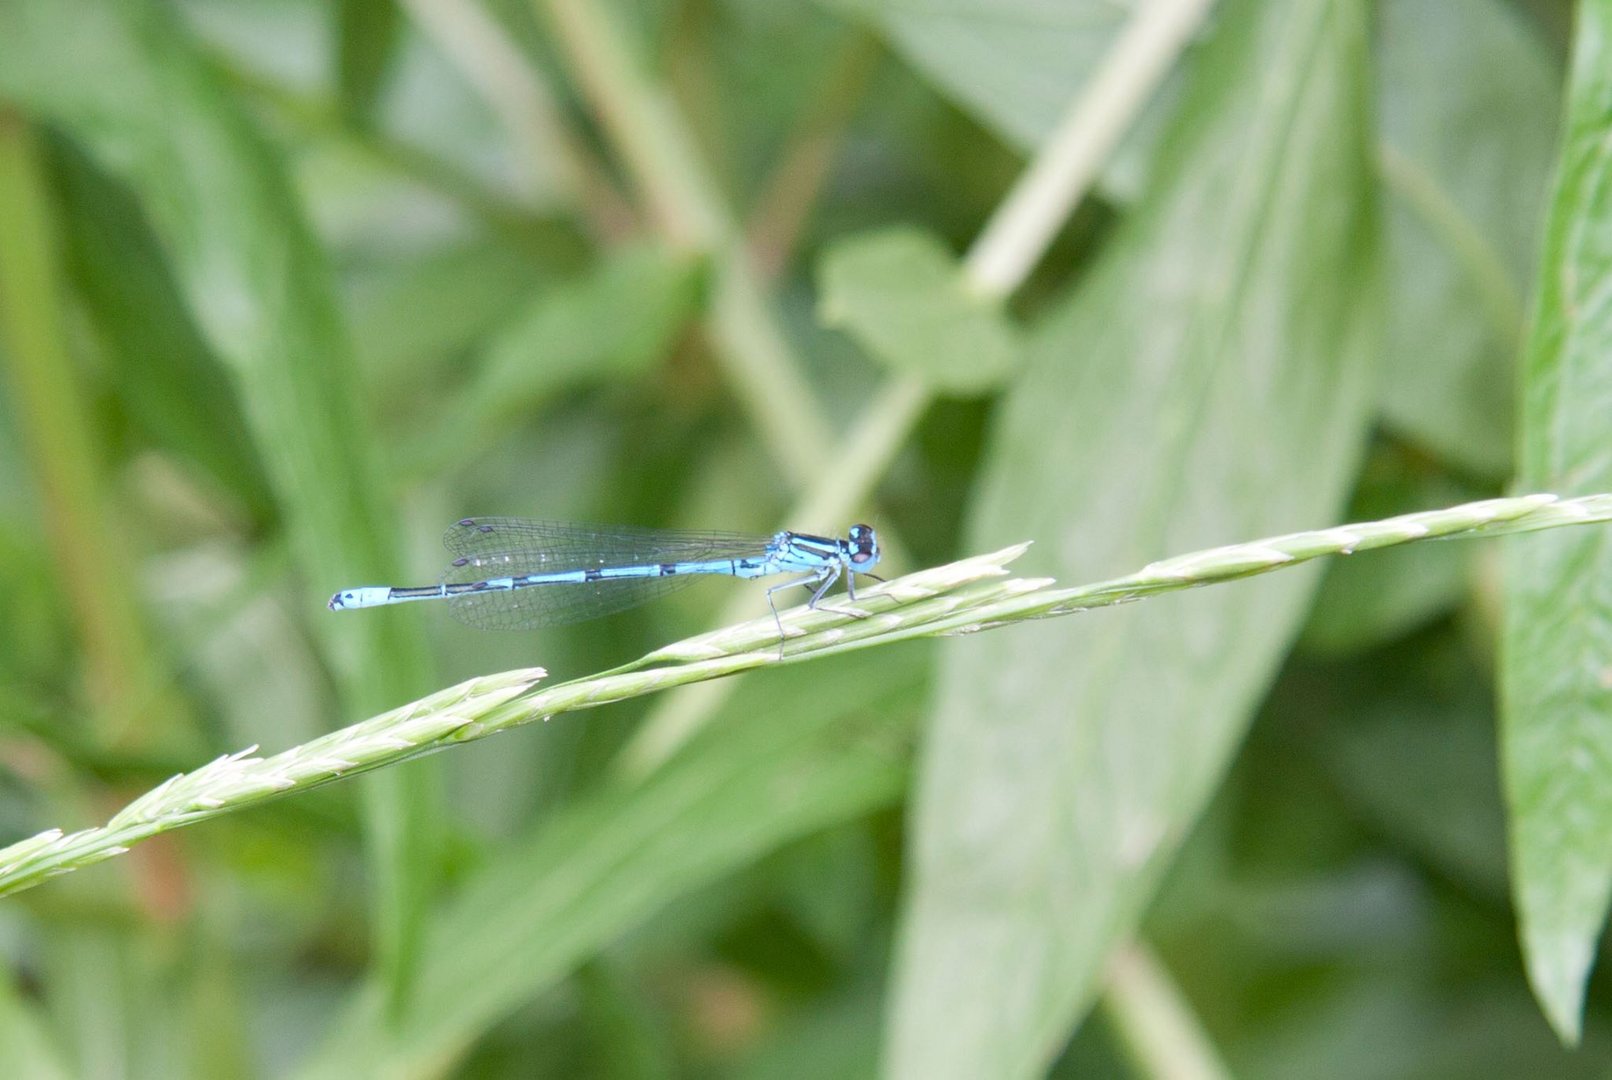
[326,517,881,632]
[437,521,767,631]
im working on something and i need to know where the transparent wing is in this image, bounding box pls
[439,519,775,631]
[443,554,706,630]
[442,517,769,562]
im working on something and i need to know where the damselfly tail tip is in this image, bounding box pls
[329,588,379,611]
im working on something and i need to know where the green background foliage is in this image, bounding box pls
[0,0,1607,1076]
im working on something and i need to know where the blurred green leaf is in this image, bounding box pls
[1502,0,1612,1044]
[41,930,187,1078]
[1375,0,1560,478]
[1156,639,1612,1078]
[0,972,71,1080]
[1280,633,1512,894]
[757,827,882,966]
[409,242,704,473]
[819,0,1132,151]
[469,242,703,417]
[0,113,191,753]
[44,131,277,526]
[348,238,560,387]
[817,226,1020,394]
[184,940,254,1079]
[574,957,678,1080]
[888,2,1378,1076]
[336,0,401,130]
[305,647,921,1075]
[0,497,72,689]
[1325,687,1509,897]
[0,0,441,1008]
[730,977,884,1080]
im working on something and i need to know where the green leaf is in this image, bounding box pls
[572,958,679,1080]
[1502,0,1612,1044]
[348,238,560,388]
[729,979,884,1080]
[1303,633,1510,895]
[0,112,202,757]
[335,0,401,130]
[0,972,72,1080]
[44,131,278,525]
[817,226,1020,394]
[1374,0,1560,477]
[472,242,703,415]
[302,648,921,1075]
[0,0,441,1008]
[819,0,1132,151]
[408,242,704,472]
[887,2,1378,1076]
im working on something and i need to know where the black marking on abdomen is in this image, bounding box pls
[584,569,603,582]
[660,563,677,576]
[391,584,448,600]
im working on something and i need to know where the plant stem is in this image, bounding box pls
[811,0,1219,512]
[746,31,883,281]
[965,0,1216,298]
[538,0,835,487]
[1102,942,1231,1080]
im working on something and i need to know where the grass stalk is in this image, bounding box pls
[964,0,1217,298]
[2,492,1602,899]
[1103,943,1231,1080]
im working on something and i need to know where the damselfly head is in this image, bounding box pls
[847,524,880,569]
